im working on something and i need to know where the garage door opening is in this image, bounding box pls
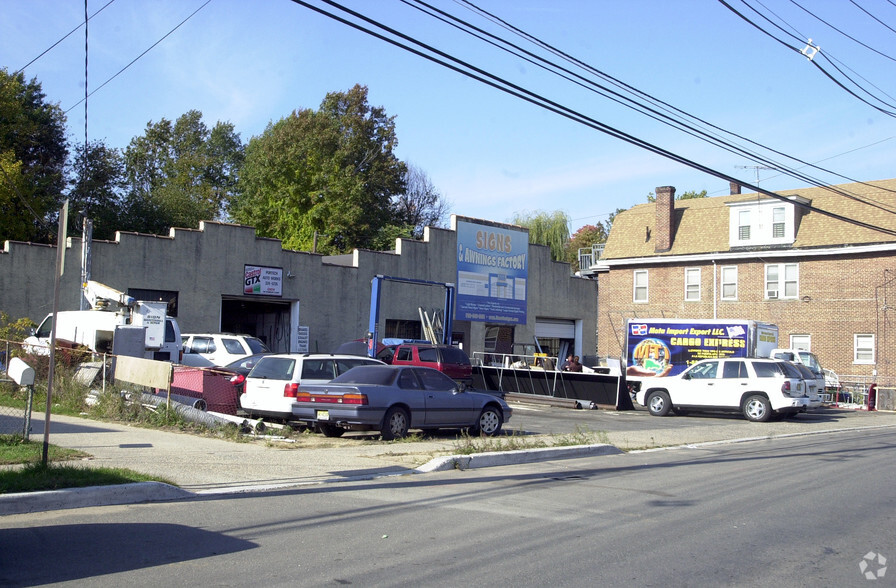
[220,298,292,354]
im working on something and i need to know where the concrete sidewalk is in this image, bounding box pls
[3,409,895,515]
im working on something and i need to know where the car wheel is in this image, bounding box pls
[646,391,672,416]
[317,423,345,438]
[470,406,503,436]
[743,394,771,422]
[381,406,410,440]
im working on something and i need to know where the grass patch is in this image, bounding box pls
[0,435,87,465]
[452,425,608,455]
[0,462,172,494]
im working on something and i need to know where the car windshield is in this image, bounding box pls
[248,357,295,380]
[797,351,824,375]
[775,361,803,378]
[440,347,471,365]
[246,337,270,353]
[331,365,398,385]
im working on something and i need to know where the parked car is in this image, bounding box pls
[635,358,811,422]
[291,365,511,439]
[790,362,823,409]
[239,354,385,420]
[217,352,272,397]
[376,343,473,385]
[180,333,270,367]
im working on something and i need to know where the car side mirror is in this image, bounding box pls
[682,373,691,380]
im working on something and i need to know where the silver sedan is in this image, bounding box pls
[292,365,511,439]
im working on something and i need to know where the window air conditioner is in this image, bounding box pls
[766,289,779,299]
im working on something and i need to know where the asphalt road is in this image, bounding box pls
[1,426,893,586]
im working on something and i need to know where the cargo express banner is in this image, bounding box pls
[626,321,764,377]
[455,220,528,324]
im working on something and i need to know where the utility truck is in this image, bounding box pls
[24,280,182,362]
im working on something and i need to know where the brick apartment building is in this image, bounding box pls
[586,178,896,384]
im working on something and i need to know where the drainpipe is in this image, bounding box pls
[713,260,718,319]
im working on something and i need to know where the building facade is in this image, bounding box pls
[589,179,896,383]
[1,215,597,364]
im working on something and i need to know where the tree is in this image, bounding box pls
[511,210,570,262]
[395,163,450,239]
[0,68,68,242]
[233,85,407,254]
[66,140,127,241]
[123,110,244,234]
[566,224,608,272]
[646,189,707,202]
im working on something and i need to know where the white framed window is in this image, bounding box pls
[633,270,648,303]
[721,266,738,301]
[790,334,810,351]
[684,268,701,301]
[772,207,786,238]
[765,263,799,299]
[854,334,875,364]
[738,210,751,241]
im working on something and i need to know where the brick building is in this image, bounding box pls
[586,179,896,384]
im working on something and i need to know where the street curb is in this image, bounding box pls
[416,443,624,472]
[0,481,192,516]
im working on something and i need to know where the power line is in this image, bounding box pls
[65,0,214,114]
[289,0,896,237]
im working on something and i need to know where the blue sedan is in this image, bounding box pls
[292,365,511,440]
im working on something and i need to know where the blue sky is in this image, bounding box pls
[2,0,894,234]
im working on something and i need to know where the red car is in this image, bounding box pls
[377,343,473,385]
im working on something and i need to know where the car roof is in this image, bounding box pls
[259,353,383,361]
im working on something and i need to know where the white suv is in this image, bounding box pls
[180,333,270,367]
[239,354,384,420]
[635,358,811,422]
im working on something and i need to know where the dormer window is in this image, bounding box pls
[772,207,785,238]
[728,196,805,247]
[738,210,751,240]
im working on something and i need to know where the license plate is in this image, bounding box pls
[317,410,329,421]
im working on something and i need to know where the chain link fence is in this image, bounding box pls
[0,338,244,440]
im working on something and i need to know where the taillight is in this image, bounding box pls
[284,383,299,398]
[230,374,245,386]
[293,392,368,405]
[781,380,798,398]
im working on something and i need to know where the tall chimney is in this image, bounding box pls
[729,182,741,195]
[655,185,675,252]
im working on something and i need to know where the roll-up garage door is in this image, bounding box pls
[535,319,576,339]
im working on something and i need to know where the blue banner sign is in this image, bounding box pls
[455,219,528,324]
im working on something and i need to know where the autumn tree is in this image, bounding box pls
[566,224,608,272]
[0,68,68,242]
[123,110,243,234]
[232,85,407,253]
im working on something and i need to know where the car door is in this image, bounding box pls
[413,368,476,426]
[674,360,719,407]
[714,359,750,409]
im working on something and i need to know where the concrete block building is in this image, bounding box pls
[0,215,597,364]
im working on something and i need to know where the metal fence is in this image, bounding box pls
[0,338,244,439]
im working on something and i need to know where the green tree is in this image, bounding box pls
[511,210,570,262]
[233,85,407,253]
[0,68,68,242]
[66,140,127,241]
[123,110,243,234]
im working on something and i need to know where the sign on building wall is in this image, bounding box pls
[296,326,310,353]
[455,219,528,324]
[244,265,283,296]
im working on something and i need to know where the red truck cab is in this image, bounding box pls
[377,343,473,385]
